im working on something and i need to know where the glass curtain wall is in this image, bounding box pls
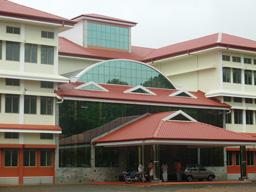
[59,100,224,168]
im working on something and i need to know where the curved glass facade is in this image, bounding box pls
[78,60,175,89]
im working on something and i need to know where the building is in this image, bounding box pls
[0,0,255,185]
[146,33,256,179]
[0,0,74,185]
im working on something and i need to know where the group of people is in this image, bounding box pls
[137,160,183,182]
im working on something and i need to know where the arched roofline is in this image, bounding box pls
[73,59,176,89]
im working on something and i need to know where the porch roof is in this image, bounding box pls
[93,111,256,146]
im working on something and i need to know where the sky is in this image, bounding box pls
[12,0,256,48]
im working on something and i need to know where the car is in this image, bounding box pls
[183,165,216,182]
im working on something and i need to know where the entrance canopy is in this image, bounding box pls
[93,110,256,147]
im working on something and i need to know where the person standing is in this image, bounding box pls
[175,160,182,182]
[161,162,168,182]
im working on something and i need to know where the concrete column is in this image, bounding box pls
[239,146,247,180]
[90,145,96,168]
[197,148,201,165]
[153,145,160,180]
[18,148,24,185]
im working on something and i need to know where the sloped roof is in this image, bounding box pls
[59,33,256,62]
[72,13,137,26]
[93,111,256,145]
[0,123,62,133]
[57,82,230,110]
[59,37,155,60]
[144,33,256,61]
[0,0,74,25]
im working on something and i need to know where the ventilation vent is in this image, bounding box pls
[124,85,156,95]
[169,90,197,98]
[162,110,197,122]
[75,81,108,92]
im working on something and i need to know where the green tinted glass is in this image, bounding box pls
[78,60,174,89]
[86,22,129,50]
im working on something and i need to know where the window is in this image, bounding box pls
[222,55,230,61]
[254,71,256,85]
[41,81,54,89]
[232,56,241,63]
[24,150,36,166]
[233,97,242,103]
[227,152,233,166]
[6,41,20,61]
[244,58,252,64]
[41,46,54,65]
[40,97,53,115]
[4,149,18,166]
[235,152,241,165]
[246,110,253,125]
[245,70,252,85]
[225,112,231,124]
[59,146,91,167]
[5,94,19,113]
[245,98,253,103]
[223,67,231,82]
[254,59,256,65]
[4,132,19,139]
[24,96,37,114]
[77,59,174,89]
[0,41,2,59]
[87,22,129,50]
[200,147,224,166]
[234,109,243,124]
[223,97,231,102]
[6,26,20,34]
[5,78,20,86]
[25,44,37,63]
[232,68,241,84]
[247,152,255,166]
[40,150,52,166]
[40,133,53,140]
[41,31,54,39]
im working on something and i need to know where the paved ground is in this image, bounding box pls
[1,183,256,192]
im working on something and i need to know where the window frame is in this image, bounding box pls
[23,149,36,167]
[40,81,54,89]
[5,78,20,86]
[25,43,38,63]
[6,26,20,34]
[232,68,242,84]
[6,41,20,61]
[234,109,243,124]
[222,67,231,83]
[4,132,19,139]
[24,95,37,114]
[41,45,54,65]
[4,149,18,167]
[40,96,54,115]
[244,70,253,85]
[5,94,19,113]
[40,150,53,167]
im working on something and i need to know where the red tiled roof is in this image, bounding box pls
[0,123,61,132]
[0,0,74,25]
[144,33,256,61]
[57,82,230,109]
[94,112,256,144]
[59,37,155,61]
[72,13,137,26]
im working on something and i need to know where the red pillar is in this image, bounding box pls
[18,147,24,185]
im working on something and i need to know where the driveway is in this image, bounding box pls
[1,183,256,192]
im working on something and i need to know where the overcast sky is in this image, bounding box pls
[12,0,256,48]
